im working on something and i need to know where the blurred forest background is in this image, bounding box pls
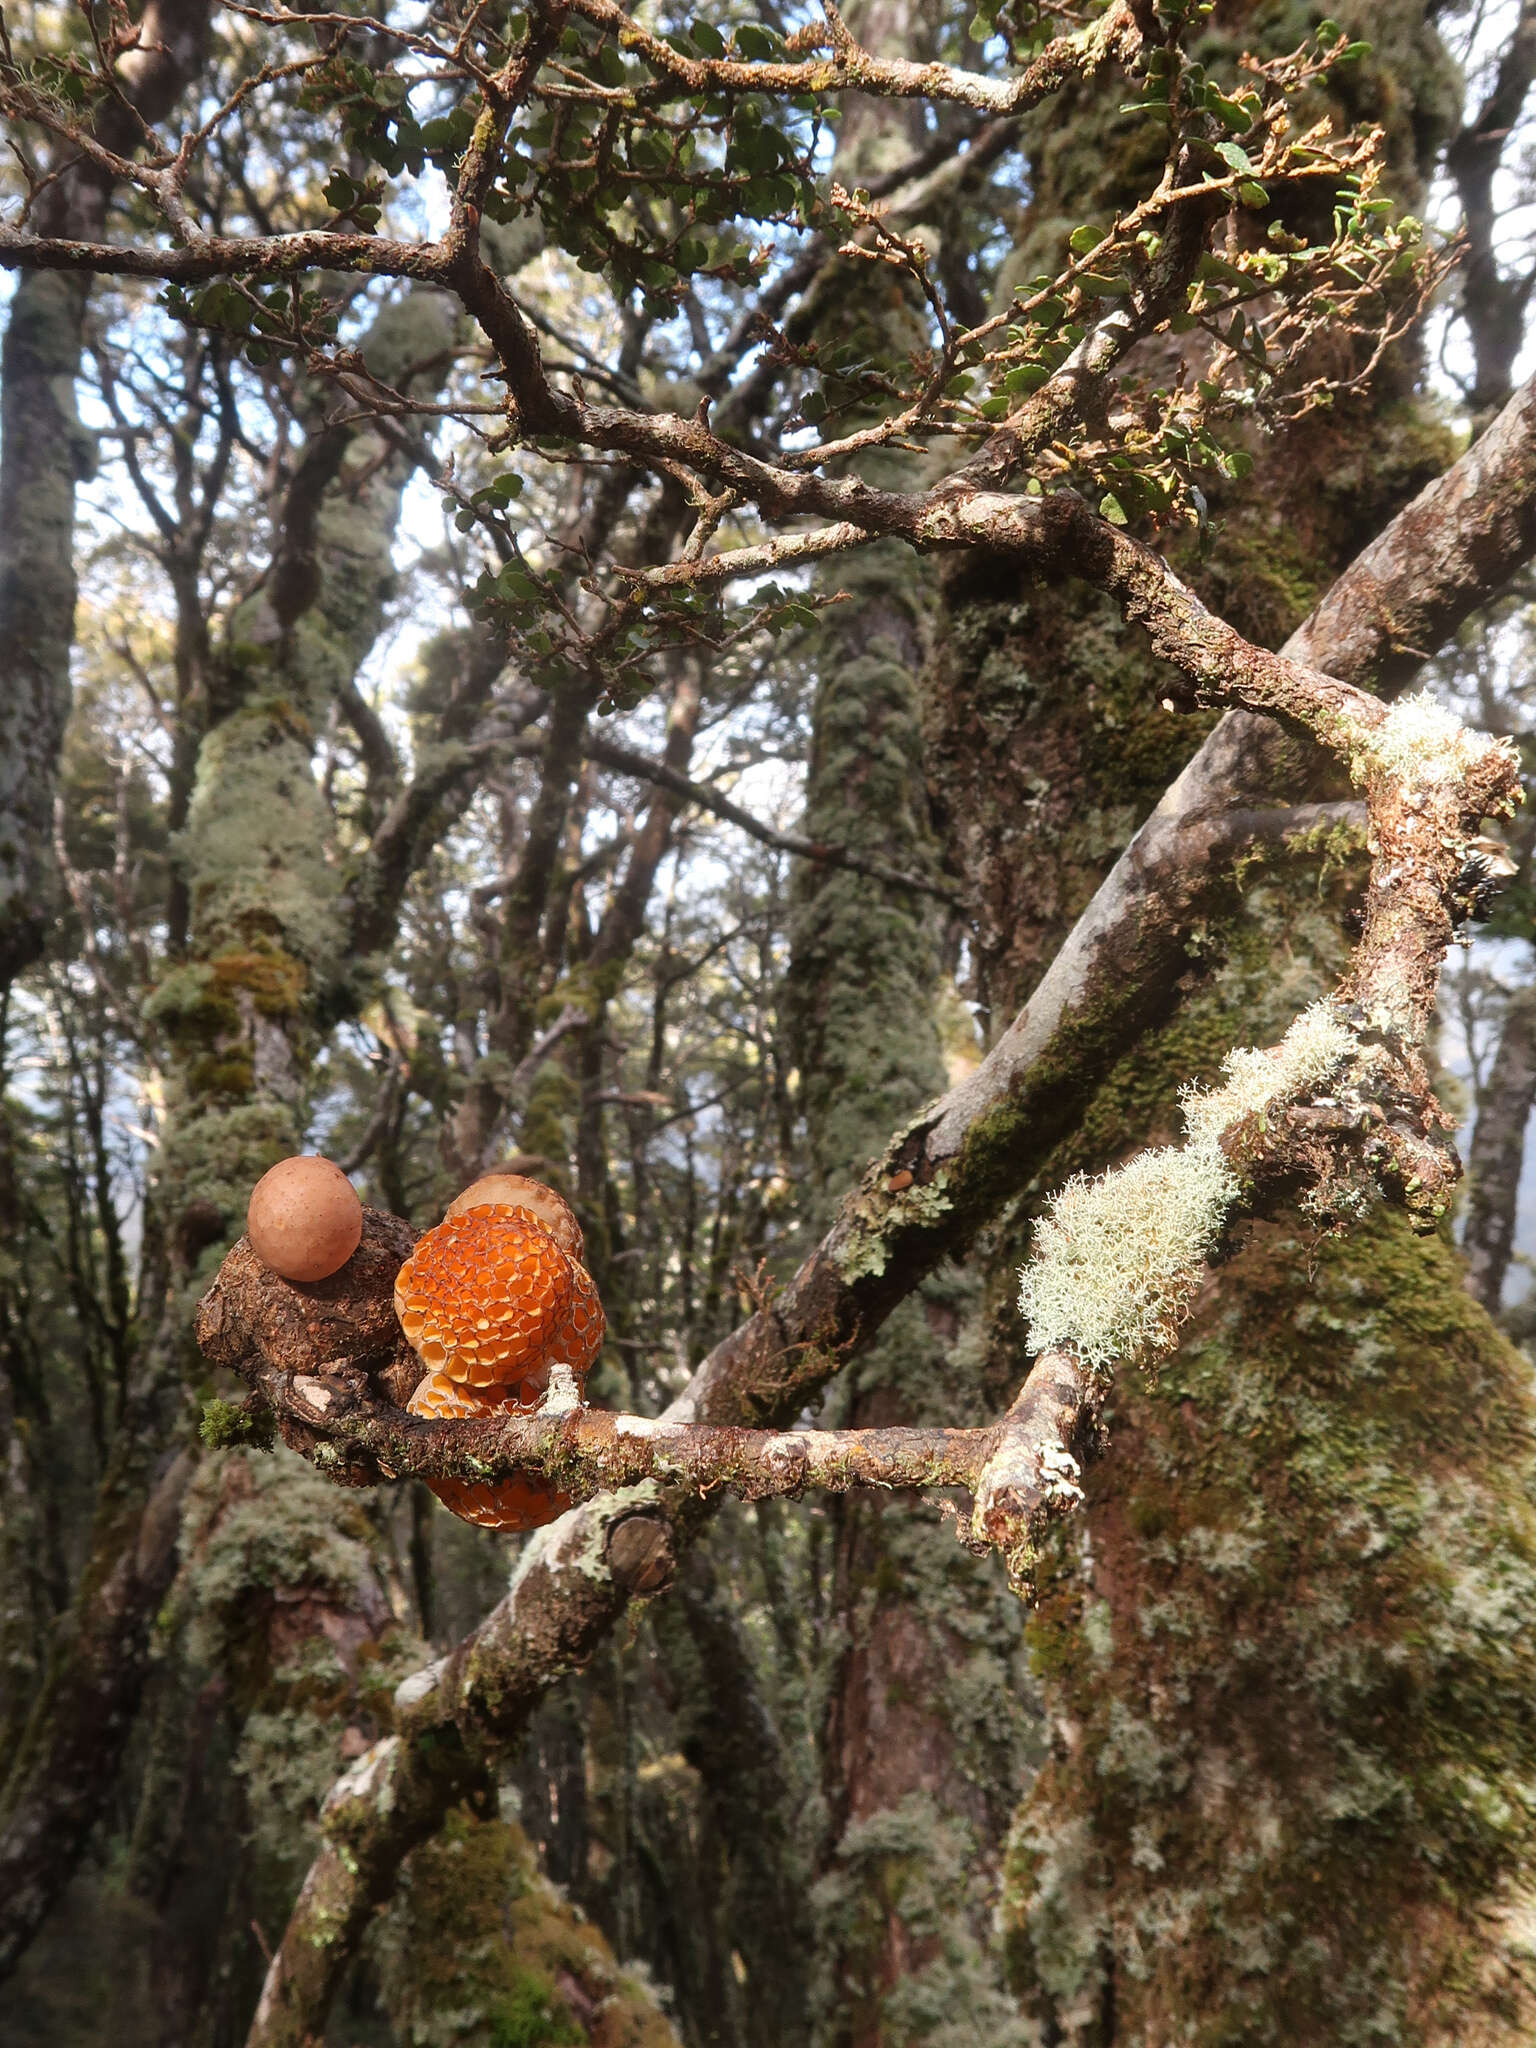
[3,0,1536,2044]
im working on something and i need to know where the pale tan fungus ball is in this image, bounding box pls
[444,1174,584,1259]
[247,1155,363,1282]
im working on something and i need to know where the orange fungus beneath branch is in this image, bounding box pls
[404,1372,571,1531]
[392,1180,606,1531]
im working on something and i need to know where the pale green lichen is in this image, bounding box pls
[1359,688,1515,788]
[1017,1141,1234,1369]
[833,1163,953,1285]
[1180,1000,1357,1147]
[1019,1003,1355,1369]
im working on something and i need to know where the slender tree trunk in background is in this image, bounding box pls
[0,1013,58,1766]
[783,17,1036,2019]
[1447,0,1536,420]
[1462,984,1536,1314]
[927,8,1536,2039]
[0,0,211,990]
[0,2,212,1950]
[573,664,703,1303]
[788,541,1032,2047]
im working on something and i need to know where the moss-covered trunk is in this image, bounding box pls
[924,5,1536,2038]
[785,538,1034,2047]
[780,8,1038,2010]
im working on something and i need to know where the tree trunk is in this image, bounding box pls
[781,25,1041,1989]
[0,0,211,989]
[926,8,1536,2039]
[1461,983,1536,1314]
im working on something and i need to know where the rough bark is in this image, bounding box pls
[928,11,1536,2038]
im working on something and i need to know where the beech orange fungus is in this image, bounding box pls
[393,1178,606,1531]
[246,1155,363,1283]
[394,1209,576,1396]
[445,1173,585,1259]
[405,1372,571,1532]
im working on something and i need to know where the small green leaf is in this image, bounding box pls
[1003,362,1049,395]
[1216,140,1253,174]
[1069,223,1107,256]
[1208,90,1255,132]
[1099,493,1128,526]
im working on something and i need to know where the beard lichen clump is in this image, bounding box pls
[1018,1003,1357,1370]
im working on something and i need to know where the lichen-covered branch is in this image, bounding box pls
[968,1349,1094,1593]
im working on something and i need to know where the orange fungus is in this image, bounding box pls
[247,1155,363,1282]
[396,1178,606,1532]
[445,1174,584,1259]
[394,1209,577,1395]
[405,1372,570,1532]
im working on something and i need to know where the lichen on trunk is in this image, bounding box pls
[922,5,1536,2038]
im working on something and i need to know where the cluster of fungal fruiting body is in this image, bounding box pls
[393,1175,605,1531]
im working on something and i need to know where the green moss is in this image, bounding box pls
[142,960,239,1041]
[198,1397,275,1451]
[210,941,309,1017]
[1004,1209,1536,2046]
[491,1980,584,2048]
[786,554,948,1192]
[185,1050,255,1101]
[176,699,343,978]
[371,1805,679,2047]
